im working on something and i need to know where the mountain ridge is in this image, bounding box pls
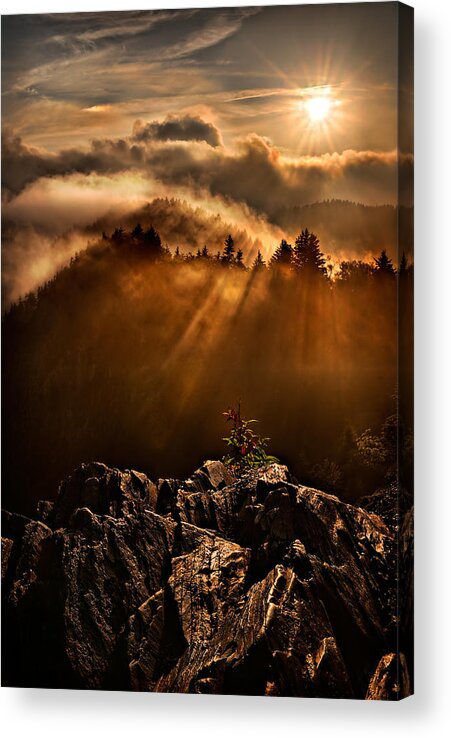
[1,459,413,698]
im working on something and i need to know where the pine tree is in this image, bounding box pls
[399,251,408,277]
[235,248,244,267]
[293,229,326,277]
[374,249,395,276]
[111,227,124,243]
[270,239,293,267]
[143,226,163,257]
[201,245,209,258]
[252,250,266,270]
[222,234,235,263]
[131,223,143,239]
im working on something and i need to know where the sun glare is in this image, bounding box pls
[305,95,333,123]
[292,85,348,153]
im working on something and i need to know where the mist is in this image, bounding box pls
[2,166,411,308]
[2,234,412,515]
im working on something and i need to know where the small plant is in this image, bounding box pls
[222,402,278,473]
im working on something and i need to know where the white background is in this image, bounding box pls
[1,0,450,735]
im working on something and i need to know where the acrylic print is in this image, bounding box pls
[1,3,413,698]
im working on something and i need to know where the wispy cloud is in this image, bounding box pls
[5,8,258,100]
[156,9,259,61]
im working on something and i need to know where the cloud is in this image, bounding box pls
[2,123,412,213]
[70,10,181,45]
[132,115,222,147]
[138,133,411,213]
[1,128,142,196]
[3,8,258,108]
[1,117,412,307]
[154,8,259,61]
[3,172,154,232]
[2,130,413,310]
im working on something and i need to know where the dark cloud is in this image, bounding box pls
[2,123,411,215]
[1,128,142,196]
[132,115,222,147]
[139,133,411,213]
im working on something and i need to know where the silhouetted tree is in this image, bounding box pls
[270,239,293,267]
[399,251,408,277]
[222,234,235,263]
[143,226,163,257]
[336,260,375,284]
[293,229,326,277]
[374,249,395,276]
[201,245,209,258]
[235,248,245,268]
[252,250,266,270]
[131,223,144,239]
[111,227,124,243]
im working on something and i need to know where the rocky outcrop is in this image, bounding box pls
[1,461,413,698]
[365,652,411,700]
[53,462,158,527]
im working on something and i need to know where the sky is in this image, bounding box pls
[1,3,413,304]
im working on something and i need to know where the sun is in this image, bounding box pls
[292,87,345,153]
[305,95,333,123]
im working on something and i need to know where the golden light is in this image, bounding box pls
[305,95,333,123]
[290,85,348,154]
[82,104,113,113]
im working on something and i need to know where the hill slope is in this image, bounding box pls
[2,239,400,514]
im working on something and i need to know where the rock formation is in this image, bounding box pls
[1,460,412,698]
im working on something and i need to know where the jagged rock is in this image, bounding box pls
[36,500,55,526]
[358,483,412,532]
[165,464,290,541]
[1,538,14,582]
[155,460,235,526]
[365,652,411,700]
[400,507,414,684]
[1,461,412,698]
[190,460,235,492]
[255,463,291,495]
[2,505,175,689]
[2,510,52,596]
[156,478,180,515]
[53,462,157,527]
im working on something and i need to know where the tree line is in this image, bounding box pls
[102,222,412,282]
[5,221,413,320]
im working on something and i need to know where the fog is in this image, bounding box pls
[2,166,411,309]
[3,238,411,515]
